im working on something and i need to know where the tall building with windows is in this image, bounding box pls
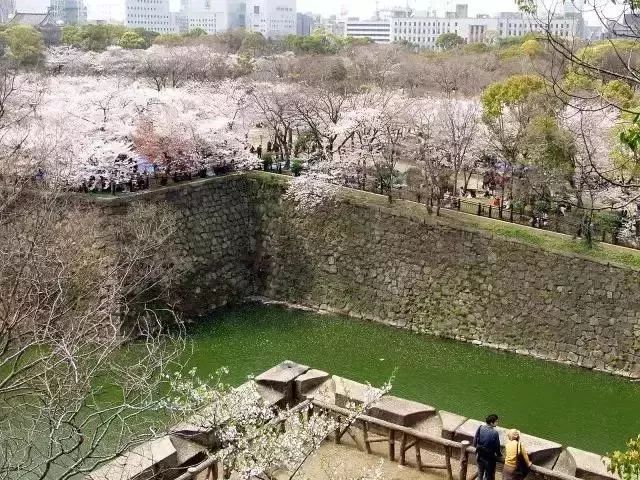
[245,0,296,38]
[179,0,245,34]
[296,11,313,36]
[125,0,173,33]
[344,18,391,43]
[344,4,585,49]
[51,0,86,24]
[14,0,86,24]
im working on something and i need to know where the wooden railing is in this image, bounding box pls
[311,400,583,480]
[171,398,583,480]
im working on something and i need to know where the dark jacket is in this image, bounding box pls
[474,424,501,460]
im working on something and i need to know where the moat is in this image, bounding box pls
[185,304,640,455]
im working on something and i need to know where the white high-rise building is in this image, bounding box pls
[180,0,245,34]
[345,19,391,43]
[87,0,126,23]
[125,0,174,33]
[346,4,586,48]
[245,0,296,38]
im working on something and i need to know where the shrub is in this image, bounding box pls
[291,159,303,177]
[263,153,274,171]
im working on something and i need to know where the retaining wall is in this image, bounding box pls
[101,173,640,377]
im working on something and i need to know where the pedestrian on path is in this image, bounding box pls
[503,429,532,480]
[474,414,502,480]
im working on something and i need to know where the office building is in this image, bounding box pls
[51,0,86,24]
[345,4,585,49]
[246,0,296,38]
[179,0,245,34]
[125,0,173,33]
[345,18,391,43]
[296,11,313,36]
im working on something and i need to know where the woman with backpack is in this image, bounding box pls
[503,429,533,480]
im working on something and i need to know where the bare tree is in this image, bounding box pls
[0,63,185,480]
[251,83,298,168]
[435,99,481,195]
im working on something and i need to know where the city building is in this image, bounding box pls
[245,0,296,38]
[495,11,583,39]
[51,0,86,24]
[296,11,313,36]
[87,0,125,24]
[341,4,586,49]
[606,13,640,38]
[13,0,86,24]
[178,0,245,34]
[344,18,391,43]
[314,14,345,36]
[583,24,603,41]
[125,0,174,33]
[391,15,498,48]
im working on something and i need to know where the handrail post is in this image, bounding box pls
[445,446,453,480]
[459,440,470,480]
[477,203,482,216]
[363,421,372,454]
[388,429,395,460]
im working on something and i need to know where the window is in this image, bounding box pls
[254,5,259,14]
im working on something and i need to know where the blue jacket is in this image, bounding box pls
[474,424,501,460]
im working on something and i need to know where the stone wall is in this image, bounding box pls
[248,175,640,378]
[97,175,257,317]
[101,173,640,377]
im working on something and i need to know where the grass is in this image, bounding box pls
[321,181,640,270]
[90,171,640,270]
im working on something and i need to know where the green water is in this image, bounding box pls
[185,305,640,455]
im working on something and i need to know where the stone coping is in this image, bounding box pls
[87,361,622,480]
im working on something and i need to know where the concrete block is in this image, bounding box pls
[518,433,562,468]
[367,395,436,427]
[255,383,287,407]
[170,436,207,467]
[439,410,468,440]
[295,369,331,396]
[87,436,177,480]
[557,447,620,480]
[255,360,310,403]
[453,419,508,448]
[334,376,382,408]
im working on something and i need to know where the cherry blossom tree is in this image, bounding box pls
[161,367,392,480]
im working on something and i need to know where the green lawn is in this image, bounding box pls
[257,172,640,271]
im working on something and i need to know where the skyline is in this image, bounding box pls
[73,0,613,27]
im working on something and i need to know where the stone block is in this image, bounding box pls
[170,436,207,466]
[518,433,562,468]
[367,395,436,427]
[87,436,177,480]
[453,419,508,448]
[557,447,620,480]
[334,376,382,408]
[295,369,331,398]
[255,360,310,404]
[439,410,468,440]
[255,383,287,407]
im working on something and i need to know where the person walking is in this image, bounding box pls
[474,414,502,480]
[503,429,532,480]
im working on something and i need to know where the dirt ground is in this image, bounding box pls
[278,441,451,480]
